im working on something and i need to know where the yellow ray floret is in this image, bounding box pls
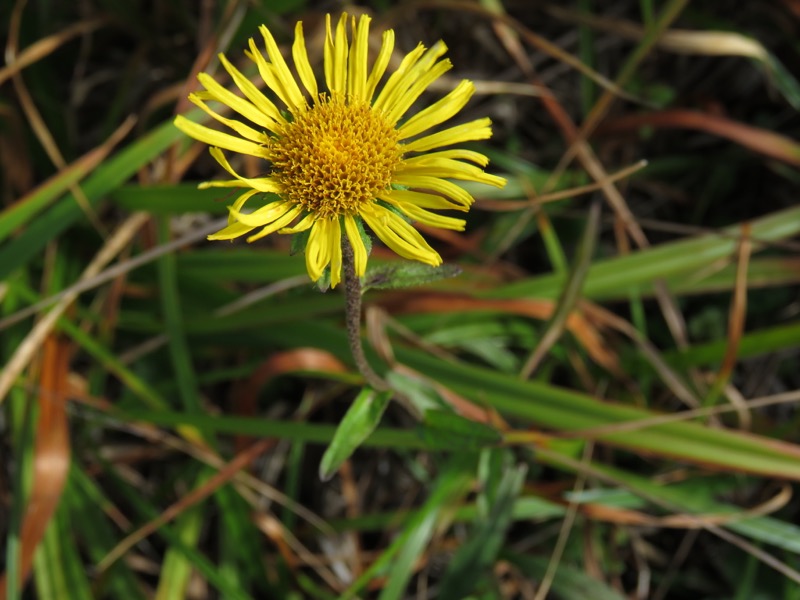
[174,12,505,287]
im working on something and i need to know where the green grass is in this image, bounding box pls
[2,1,800,598]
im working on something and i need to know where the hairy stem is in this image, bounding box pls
[342,239,387,391]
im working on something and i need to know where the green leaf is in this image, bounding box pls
[290,227,312,256]
[488,204,800,301]
[118,407,426,449]
[385,370,448,414]
[315,266,331,293]
[109,184,229,215]
[363,262,462,291]
[33,514,94,600]
[438,460,527,598]
[395,343,800,480]
[155,471,207,600]
[559,468,800,557]
[502,552,627,600]
[0,117,184,281]
[67,469,146,600]
[318,388,392,481]
[417,409,502,451]
[369,455,475,600]
[763,52,800,110]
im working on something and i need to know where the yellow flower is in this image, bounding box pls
[175,13,505,288]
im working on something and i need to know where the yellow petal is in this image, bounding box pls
[208,147,282,193]
[379,196,466,231]
[402,118,492,153]
[371,43,426,112]
[174,115,269,158]
[323,14,335,95]
[374,42,448,117]
[402,148,489,166]
[246,40,299,112]
[385,189,469,211]
[292,22,318,99]
[306,218,332,281]
[208,221,256,240]
[365,29,394,101]
[329,217,343,288]
[230,200,294,227]
[279,212,315,234]
[198,179,250,189]
[391,174,474,207]
[247,205,304,242]
[229,189,262,223]
[360,204,441,265]
[258,24,305,110]
[324,13,349,96]
[347,14,370,101]
[216,54,285,128]
[396,158,507,187]
[343,215,368,276]
[188,94,266,143]
[398,80,475,140]
[383,58,452,125]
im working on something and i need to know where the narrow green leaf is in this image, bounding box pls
[119,407,425,448]
[185,318,800,480]
[559,466,800,557]
[214,486,270,593]
[764,51,800,110]
[385,370,448,414]
[395,344,800,480]
[155,472,207,600]
[319,388,392,480]
[371,455,475,600]
[157,218,203,416]
[489,205,800,300]
[68,468,146,600]
[110,184,231,215]
[363,262,462,291]
[417,409,502,451]
[100,462,252,600]
[0,118,184,281]
[665,320,800,368]
[502,552,627,600]
[0,157,97,244]
[437,462,527,598]
[5,384,35,600]
[176,249,307,284]
[33,511,93,600]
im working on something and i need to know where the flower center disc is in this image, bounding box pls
[270,96,402,218]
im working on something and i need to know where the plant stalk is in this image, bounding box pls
[342,239,387,391]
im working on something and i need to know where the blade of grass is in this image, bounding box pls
[157,218,203,416]
[114,408,426,449]
[400,345,800,479]
[67,468,146,600]
[489,204,800,300]
[99,463,253,600]
[341,454,474,600]
[520,200,600,377]
[437,461,526,597]
[0,116,135,245]
[0,116,187,282]
[155,471,207,600]
[32,513,93,600]
[146,310,800,480]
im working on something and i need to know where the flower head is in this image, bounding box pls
[175,13,505,287]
